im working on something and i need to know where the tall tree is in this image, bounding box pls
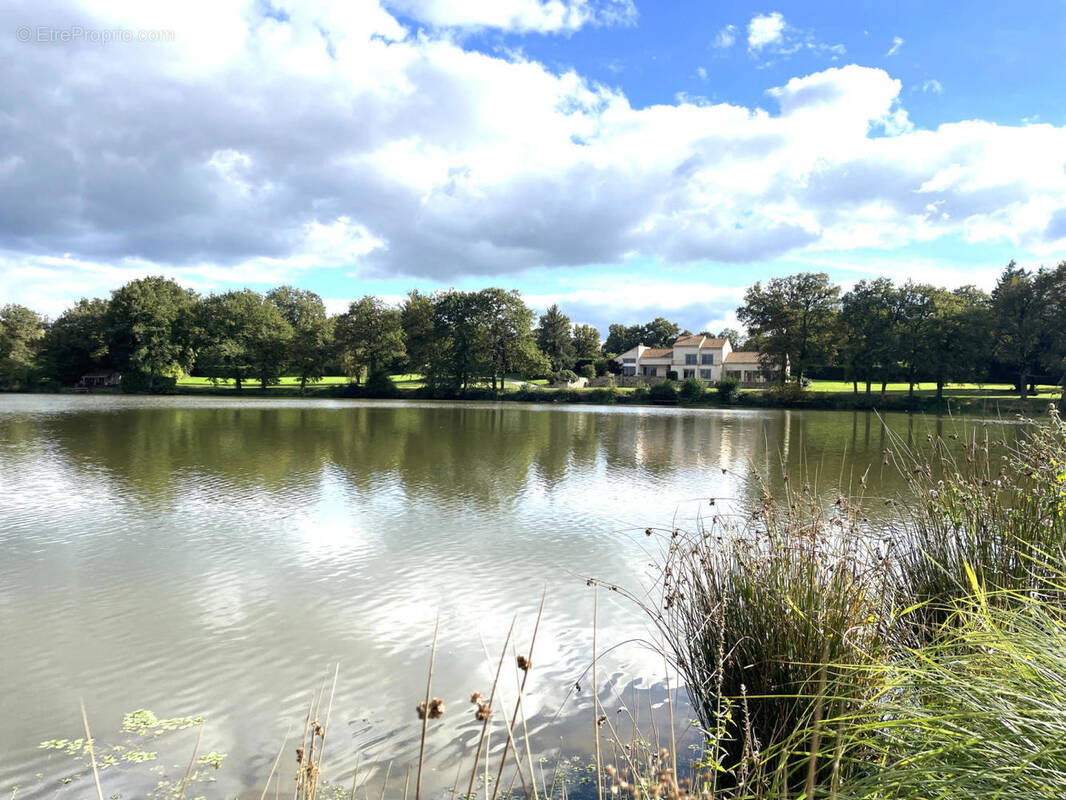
[428,290,488,394]
[108,276,197,389]
[894,282,940,396]
[839,279,898,394]
[571,323,601,361]
[737,272,840,384]
[991,262,1048,399]
[926,286,992,399]
[536,304,574,371]
[266,286,332,391]
[477,288,541,389]
[42,298,111,385]
[334,296,406,383]
[603,323,636,356]
[196,290,292,390]
[1038,263,1066,394]
[0,304,46,389]
[400,290,435,376]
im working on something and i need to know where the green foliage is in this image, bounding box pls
[648,381,677,403]
[42,298,111,385]
[400,290,435,375]
[196,289,292,390]
[362,368,399,398]
[571,323,601,361]
[602,317,681,355]
[632,381,650,400]
[678,376,705,402]
[0,303,46,389]
[716,375,740,403]
[108,277,197,388]
[578,363,596,380]
[737,272,839,384]
[666,370,678,381]
[334,296,406,384]
[120,370,177,394]
[554,369,579,384]
[536,304,575,371]
[266,286,333,391]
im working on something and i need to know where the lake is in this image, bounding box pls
[0,396,1011,798]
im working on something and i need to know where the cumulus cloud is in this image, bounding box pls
[385,0,637,33]
[747,12,786,51]
[2,0,1066,315]
[885,36,904,56]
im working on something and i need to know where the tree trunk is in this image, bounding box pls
[880,381,887,397]
[936,379,944,400]
[865,380,871,395]
[235,375,242,391]
[300,375,307,394]
[1020,369,1029,400]
[852,380,858,395]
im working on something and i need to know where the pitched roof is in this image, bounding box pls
[725,351,763,364]
[674,335,727,348]
[641,348,673,359]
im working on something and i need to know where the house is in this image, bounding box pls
[76,369,122,389]
[613,336,775,385]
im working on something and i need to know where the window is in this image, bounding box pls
[701,353,713,365]
[623,366,636,376]
[684,354,697,365]
[700,369,712,379]
[642,366,657,376]
[622,358,636,364]
[683,368,695,379]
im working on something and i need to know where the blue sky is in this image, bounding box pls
[3,0,1065,335]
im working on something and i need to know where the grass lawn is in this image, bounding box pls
[802,380,1061,398]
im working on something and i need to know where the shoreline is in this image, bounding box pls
[6,384,1059,414]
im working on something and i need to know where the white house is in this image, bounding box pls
[614,335,775,384]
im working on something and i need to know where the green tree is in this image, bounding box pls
[571,323,601,361]
[737,272,840,384]
[266,286,332,392]
[400,290,435,376]
[638,317,681,348]
[716,328,745,350]
[42,298,111,385]
[196,290,292,390]
[839,279,899,394]
[428,290,488,394]
[477,288,540,390]
[893,282,940,396]
[1039,263,1066,394]
[603,323,636,356]
[0,304,46,389]
[334,296,406,384]
[926,286,992,399]
[536,304,574,371]
[108,276,197,390]
[991,262,1048,399]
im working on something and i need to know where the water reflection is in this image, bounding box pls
[0,397,1016,798]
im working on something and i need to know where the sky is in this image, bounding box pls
[2,0,1066,335]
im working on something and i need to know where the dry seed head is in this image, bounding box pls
[470,691,482,704]
[517,655,531,672]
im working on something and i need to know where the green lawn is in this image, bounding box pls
[802,380,1060,398]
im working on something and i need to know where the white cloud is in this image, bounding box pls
[712,24,737,49]
[885,36,904,56]
[922,78,944,94]
[3,1,1066,317]
[385,0,636,33]
[747,12,786,51]
[696,66,708,80]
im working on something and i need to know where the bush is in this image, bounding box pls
[649,381,678,404]
[716,375,740,403]
[679,376,705,402]
[553,369,579,385]
[770,382,808,403]
[666,370,678,381]
[578,364,596,380]
[588,378,619,404]
[632,381,650,400]
[593,358,608,377]
[363,369,399,398]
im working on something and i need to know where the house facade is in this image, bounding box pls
[614,335,774,385]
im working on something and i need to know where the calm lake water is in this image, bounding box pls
[0,396,1012,798]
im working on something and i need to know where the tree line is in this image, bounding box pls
[736,262,1066,399]
[0,279,622,393]
[0,260,1063,398]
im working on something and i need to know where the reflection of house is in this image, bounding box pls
[77,369,122,389]
[614,336,775,384]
